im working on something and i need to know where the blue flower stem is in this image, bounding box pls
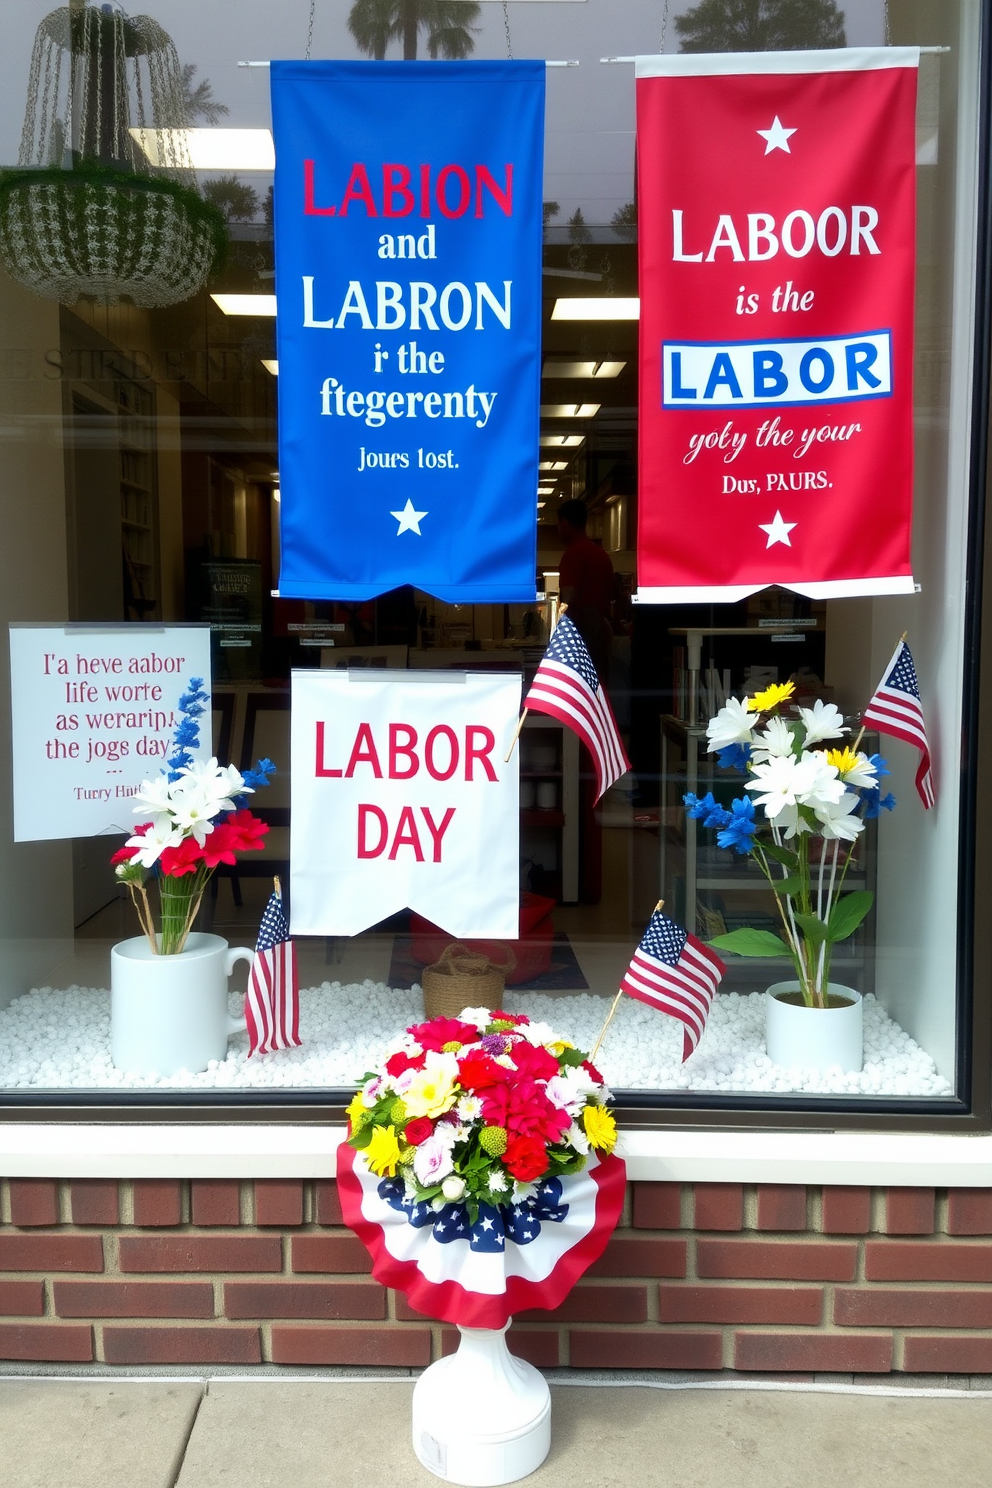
[753,842,805,990]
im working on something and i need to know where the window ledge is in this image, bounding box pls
[1,1124,992,1185]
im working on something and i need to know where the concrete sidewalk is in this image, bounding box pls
[2,1378,991,1488]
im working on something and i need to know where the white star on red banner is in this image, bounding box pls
[757,115,797,154]
[759,510,797,547]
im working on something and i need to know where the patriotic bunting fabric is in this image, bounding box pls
[336,1142,626,1329]
[245,886,301,1056]
[620,908,725,1062]
[523,614,630,803]
[863,638,935,809]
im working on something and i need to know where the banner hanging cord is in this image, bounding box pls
[885,0,891,47]
[503,2,513,61]
[306,0,315,61]
[660,0,669,54]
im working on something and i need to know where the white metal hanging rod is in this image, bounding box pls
[238,59,579,68]
[600,48,950,61]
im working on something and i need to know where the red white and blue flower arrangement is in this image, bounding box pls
[110,677,274,955]
[337,1007,626,1328]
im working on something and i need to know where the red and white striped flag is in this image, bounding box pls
[863,638,935,809]
[620,908,724,1062]
[245,885,301,1056]
[523,614,630,803]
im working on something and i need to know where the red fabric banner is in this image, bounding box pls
[636,49,919,602]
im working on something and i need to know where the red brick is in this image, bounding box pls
[865,1242,992,1283]
[224,1281,385,1320]
[518,1285,649,1324]
[698,1240,857,1282]
[902,1335,992,1373]
[947,1191,992,1236]
[586,1237,687,1278]
[191,1180,241,1227]
[254,1181,304,1227]
[0,1282,44,1316]
[0,1324,92,1362]
[131,1181,182,1228]
[394,1293,439,1322]
[0,1234,103,1273]
[315,1181,344,1226]
[659,1285,823,1325]
[441,1327,560,1368]
[291,1235,372,1274]
[756,1186,807,1232]
[8,1180,58,1228]
[569,1329,723,1370]
[70,1181,119,1227]
[736,1331,892,1373]
[693,1184,743,1232]
[103,1326,261,1365]
[271,1326,431,1366]
[884,1189,935,1235]
[821,1187,872,1235]
[632,1184,681,1230]
[54,1281,215,1319]
[834,1288,992,1328]
[118,1235,281,1274]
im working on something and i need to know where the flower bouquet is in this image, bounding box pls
[111,677,274,955]
[336,1006,626,1331]
[686,681,896,1010]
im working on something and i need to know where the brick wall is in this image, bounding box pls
[2,1177,992,1373]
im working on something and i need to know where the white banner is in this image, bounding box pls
[290,670,520,938]
[9,625,212,842]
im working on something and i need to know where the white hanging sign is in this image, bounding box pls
[290,670,521,939]
[8,624,212,843]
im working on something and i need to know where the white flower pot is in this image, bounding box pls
[111,933,253,1076]
[412,1322,551,1485]
[765,981,863,1075]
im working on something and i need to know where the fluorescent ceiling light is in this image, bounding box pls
[212,294,277,316]
[130,128,275,171]
[540,434,584,448]
[539,461,569,472]
[537,501,547,509]
[543,359,626,379]
[261,359,279,375]
[540,403,600,419]
[551,298,640,320]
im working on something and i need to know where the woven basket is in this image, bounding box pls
[421,942,514,1021]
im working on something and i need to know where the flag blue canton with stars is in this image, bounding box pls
[378,1176,569,1252]
[544,614,601,692]
[270,60,545,603]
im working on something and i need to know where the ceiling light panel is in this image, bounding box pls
[540,404,601,419]
[261,359,279,375]
[212,294,278,316]
[551,298,640,320]
[540,434,585,448]
[131,128,275,171]
[539,461,569,472]
[542,360,626,379]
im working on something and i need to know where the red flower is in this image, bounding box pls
[386,1050,426,1078]
[408,1016,480,1053]
[507,1040,559,1083]
[490,1010,529,1026]
[158,835,207,877]
[582,1058,603,1084]
[217,809,269,856]
[456,1052,506,1091]
[110,844,140,865]
[481,1081,512,1129]
[506,1084,570,1144]
[503,1134,549,1182]
[404,1117,433,1146]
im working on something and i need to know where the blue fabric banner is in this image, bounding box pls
[270,60,545,603]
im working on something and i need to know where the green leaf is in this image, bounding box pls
[759,841,800,870]
[709,928,791,958]
[827,889,874,944]
[772,876,804,898]
[793,912,830,947]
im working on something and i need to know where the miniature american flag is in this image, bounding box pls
[245,883,301,1056]
[863,638,935,809]
[620,908,724,1062]
[524,614,630,803]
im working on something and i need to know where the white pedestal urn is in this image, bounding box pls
[765,981,864,1074]
[412,1322,551,1485]
[111,932,254,1076]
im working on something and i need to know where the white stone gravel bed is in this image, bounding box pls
[0,981,952,1097]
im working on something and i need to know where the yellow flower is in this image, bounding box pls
[582,1104,617,1153]
[346,1091,370,1133]
[364,1124,403,1177]
[547,1039,574,1058]
[403,1054,459,1118]
[747,681,795,713]
[825,747,860,777]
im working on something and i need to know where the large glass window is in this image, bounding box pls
[0,0,986,1118]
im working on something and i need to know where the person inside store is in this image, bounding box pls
[556,498,615,683]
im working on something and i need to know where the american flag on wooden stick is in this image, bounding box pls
[523,614,630,803]
[245,880,301,1057]
[620,908,724,1062]
[862,638,935,809]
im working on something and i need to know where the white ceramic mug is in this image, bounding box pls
[111,932,254,1077]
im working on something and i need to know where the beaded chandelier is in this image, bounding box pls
[0,2,224,307]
